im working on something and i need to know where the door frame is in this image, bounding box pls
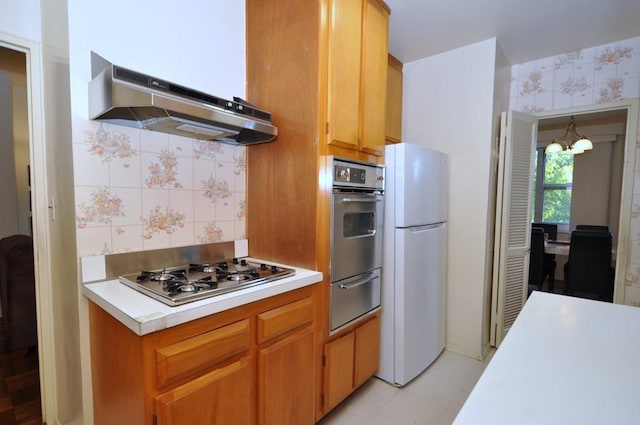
[533,98,639,305]
[0,32,56,424]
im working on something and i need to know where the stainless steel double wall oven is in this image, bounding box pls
[330,158,385,333]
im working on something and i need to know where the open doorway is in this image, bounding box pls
[535,110,628,299]
[491,101,638,346]
[0,45,42,424]
[535,102,638,305]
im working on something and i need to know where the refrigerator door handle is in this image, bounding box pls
[407,222,446,232]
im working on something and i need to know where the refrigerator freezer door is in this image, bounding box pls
[387,143,448,228]
[393,223,447,385]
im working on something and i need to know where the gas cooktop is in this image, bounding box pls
[119,258,295,306]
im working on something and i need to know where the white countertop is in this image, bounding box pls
[82,260,322,336]
[453,291,640,425]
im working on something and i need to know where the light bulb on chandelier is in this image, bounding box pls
[544,116,593,155]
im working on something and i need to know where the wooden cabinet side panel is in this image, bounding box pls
[353,314,381,387]
[326,0,363,150]
[156,319,251,389]
[258,327,315,425]
[385,54,403,143]
[246,0,321,268]
[323,332,355,413]
[359,0,389,156]
[89,301,146,425]
[154,357,253,425]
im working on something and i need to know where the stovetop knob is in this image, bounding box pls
[270,265,278,273]
[240,259,247,266]
[260,263,268,270]
[232,258,239,264]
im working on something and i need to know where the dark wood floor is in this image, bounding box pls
[0,319,42,425]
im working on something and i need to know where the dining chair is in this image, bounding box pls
[531,223,558,290]
[532,222,558,240]
[575,224,609,232]
[528,227,556,295]
[563,230,614,301]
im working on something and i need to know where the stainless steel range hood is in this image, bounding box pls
[88,55,277,145]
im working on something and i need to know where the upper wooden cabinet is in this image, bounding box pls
[386,54,403,144]
[327,0,389,157]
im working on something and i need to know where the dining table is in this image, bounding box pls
[544,239,571,256]
[545,239,617,260]
[453,292,640,425]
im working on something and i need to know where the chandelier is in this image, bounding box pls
[544,116,593,155]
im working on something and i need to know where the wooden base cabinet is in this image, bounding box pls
[89,286,316,425]
[258,327,315,425]
[322,314,380,413]
[155,357,252,425]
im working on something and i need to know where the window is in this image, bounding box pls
[532,148,573,228]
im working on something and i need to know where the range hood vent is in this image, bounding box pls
[88,56,277,145]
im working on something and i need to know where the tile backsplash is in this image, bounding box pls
[74,121,246,256]
[510,36,640,112]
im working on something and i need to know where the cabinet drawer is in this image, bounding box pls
[156,319,250,389]
[257,297,313,344]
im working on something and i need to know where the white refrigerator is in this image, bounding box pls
[377,143,448,387]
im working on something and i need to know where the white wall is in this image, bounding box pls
[67,0,245,115]
[402,38,500,359]
[0,0,41,42]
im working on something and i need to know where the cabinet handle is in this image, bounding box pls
[339,274,375,290]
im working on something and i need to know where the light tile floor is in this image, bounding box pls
[318,349,495,425]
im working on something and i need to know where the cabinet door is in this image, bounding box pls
[385,54,403,144]
[323,331,355,413]
[359,0,389,156]
[258,327,315,425]
[353,315,381,387]
[154,357,252,425]
[326,0,363,150]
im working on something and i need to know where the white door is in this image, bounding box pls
[394,223,447,385]
[490,111,537,347]
[387,143,448,227]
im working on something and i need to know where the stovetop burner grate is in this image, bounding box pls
[119,258,295,306]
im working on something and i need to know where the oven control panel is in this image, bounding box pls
[332,158,384,191]
[335,165,366,184]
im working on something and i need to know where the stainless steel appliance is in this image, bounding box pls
[119,258,294,306]
[88,52,277,145]
[330,158,385,333]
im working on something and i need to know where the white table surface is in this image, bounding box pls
[453,291,640,425]
[82,260,322,336]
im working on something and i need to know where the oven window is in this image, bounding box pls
[343,212,375,238]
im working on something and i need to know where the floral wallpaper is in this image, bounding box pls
[509,35,640,305]
[73,122,247,256]
[511,37,640,112]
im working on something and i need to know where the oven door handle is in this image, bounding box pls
[340,197,382,203]
[339,273,376,290]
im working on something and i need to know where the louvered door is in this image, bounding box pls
[490,111,537,347]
